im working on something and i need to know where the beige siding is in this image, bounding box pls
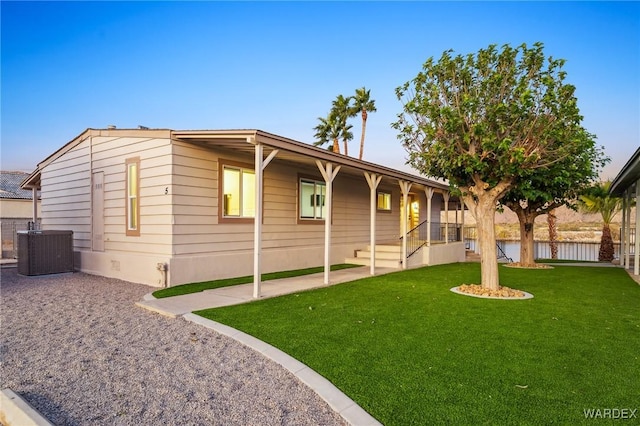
[41,134,174,259]
[40,139,92,249]
[38,131,449,286]
[170,149,402,261]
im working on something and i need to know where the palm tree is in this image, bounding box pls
[313,115,341,153]
[331,94,352,156]
[340,122,354,157]
[579,181,622,262]
[351,87,377,160]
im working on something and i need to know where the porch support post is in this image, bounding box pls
[316,160,341,284]
[443,192,450,244]
[364,172,382,276]
[455,200,460,241]
[425,188,434,247]
[399,180,412,269]
[31,187,38,227]
[460,197,465,243]
[252,139,279,298]
[635,181,639,276]
[625,189,632,269]
[621,189,628,269]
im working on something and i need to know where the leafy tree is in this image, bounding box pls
[351,87,377,160]
[394,42,590,289]
[501,129,607,265]
[579,181,622,262]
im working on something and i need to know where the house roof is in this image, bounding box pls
[21,128,451,195]
[172,129,451,192]
[610,146,640,196]
[1,171,37,199]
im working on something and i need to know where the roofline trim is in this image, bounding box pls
[610,146,640,196]
[22,128,450,192]
[172,129,450,190]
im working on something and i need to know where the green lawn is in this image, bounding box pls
[196,263,640,425]
[153,263,359,298]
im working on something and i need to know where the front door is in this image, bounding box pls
[408,194,420,230]
[401,194,421,232]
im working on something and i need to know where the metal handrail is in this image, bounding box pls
[401,221,463,259]
[403,220,430,258]
[496,242,513,263]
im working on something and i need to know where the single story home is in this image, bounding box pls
[610,146,640,277]
[21,128,465,294]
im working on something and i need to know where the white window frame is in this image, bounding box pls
[219,161,256,222]
[299,177,327,222]
[377,191,392,212]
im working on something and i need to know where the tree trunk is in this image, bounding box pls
[518,218,535,265]
[547,209,558,259]
[343,138,349,156]
[359,111,367,160]
[474,199,500,290]
[511,204,536,266]
[332,138,340,154]
[462,179,513,290]
[463,196,500,290]
[599,224,614,262]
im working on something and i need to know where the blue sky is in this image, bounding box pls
[2,1,638,180]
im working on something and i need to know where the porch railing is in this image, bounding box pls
[464,225,635,262]
[403,220,429,258]
[402,221,463,258]
[620,227,636,247]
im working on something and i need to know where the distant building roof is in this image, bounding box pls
[0,171,38,199]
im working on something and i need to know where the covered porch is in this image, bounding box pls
[610,146,640,279]
[172,130,464,298]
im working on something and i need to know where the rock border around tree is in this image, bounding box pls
[503,263,554,269]
[450,284,534,300]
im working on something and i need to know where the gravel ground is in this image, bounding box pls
[0,267,346,426]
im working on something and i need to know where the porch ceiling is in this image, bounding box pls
[172,129,451,194]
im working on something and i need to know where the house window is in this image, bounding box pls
[125,157,140,236]
[300,178,326,220]
[377,191,392,211]
[222,165,255,218]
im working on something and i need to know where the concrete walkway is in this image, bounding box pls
[136,266,397,317]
